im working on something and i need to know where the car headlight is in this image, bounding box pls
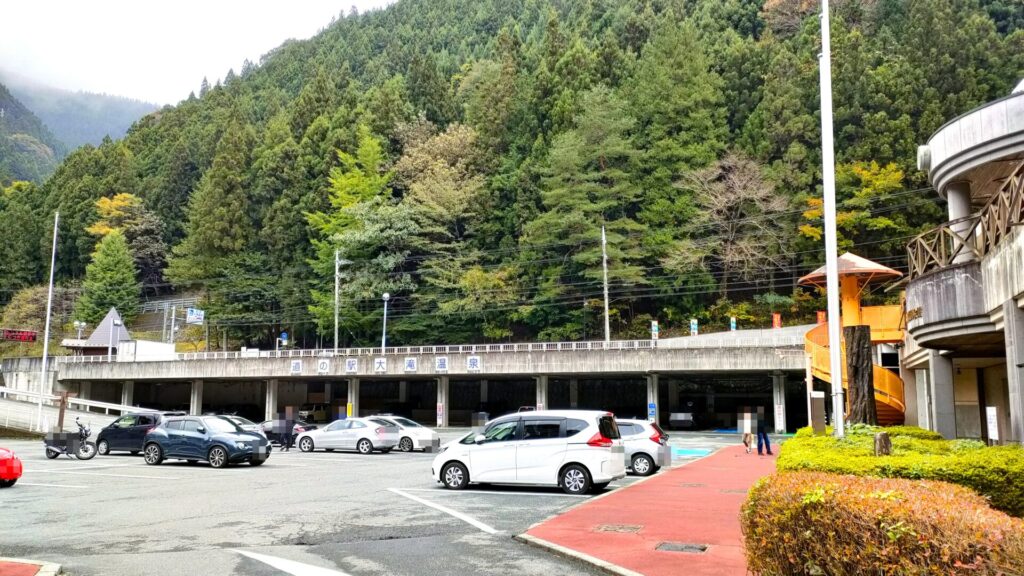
[235,441,249,449]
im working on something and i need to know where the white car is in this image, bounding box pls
[616,418,671,476]
[431,410,626,495]
[224,416,265,438]
[296,418,399,454]
[368,415,440,452]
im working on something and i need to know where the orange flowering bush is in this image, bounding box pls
[742,471,1024,575]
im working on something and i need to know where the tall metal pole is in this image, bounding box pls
[334,249,340,355]
[819,0,845,438]
[601,226,610,343]
[381,293,390,350]
[37,211,59,432]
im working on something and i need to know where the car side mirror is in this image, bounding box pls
[474,434,487,444]
[196,427,206,434]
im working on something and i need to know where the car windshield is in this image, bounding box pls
[202,417,243,433]
[391,417,421,428]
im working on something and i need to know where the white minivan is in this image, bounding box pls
[431,410,626,495]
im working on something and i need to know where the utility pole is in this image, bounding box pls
[334,249,340,355]
[601,226,611,344]
[819,0,845,438]
[170,305,177,344]
[37,211,59,432]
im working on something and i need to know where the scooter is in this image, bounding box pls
[44,417,97,460]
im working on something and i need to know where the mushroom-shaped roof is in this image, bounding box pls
[798,252,903,288]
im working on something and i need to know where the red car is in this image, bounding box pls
[0,447,23,487]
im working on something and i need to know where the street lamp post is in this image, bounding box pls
[381,293,390,350]
[73,321,86,339]
[108,319,123,362]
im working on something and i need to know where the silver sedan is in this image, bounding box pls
[295,418,399,454]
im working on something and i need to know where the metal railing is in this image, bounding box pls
[907,159,1024,279]
[53,333,805,364]
[0,386,141,415]
[805,323,905,416]
[139,297,199,314]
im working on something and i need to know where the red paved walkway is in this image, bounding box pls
[526,446,778,576]
[0,561,39,576]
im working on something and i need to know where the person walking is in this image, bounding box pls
[282,407,296,452]
[740,407,753,454]
[756,408,772,456]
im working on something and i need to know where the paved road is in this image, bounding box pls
[0,430,745,575]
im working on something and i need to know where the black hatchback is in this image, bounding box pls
[97,411,185,455]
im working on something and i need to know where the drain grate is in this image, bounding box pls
[657,542,709,554]
[596,524,643,533]
[679,482,706,488]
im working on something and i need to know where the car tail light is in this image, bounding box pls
[650,430,665,445]
[375,427,385,435]
[587,432,613,448]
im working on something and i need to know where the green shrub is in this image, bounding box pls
[779,433,1024,517]
[742,472,1024,575]
[795,424,944,441]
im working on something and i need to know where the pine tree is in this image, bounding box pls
[74,231,141,324]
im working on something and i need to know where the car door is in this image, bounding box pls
[179,419,207,458]
[345,421,367,449]
[469,419,521,483]
[515,418,566,485]
[161,420,184,456]
[128,414,157,452]
[319,421,349,448]
[107,415,136,450]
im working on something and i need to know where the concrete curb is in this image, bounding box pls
[0,557,62,575]
[514,533,645,576]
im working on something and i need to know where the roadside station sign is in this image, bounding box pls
[1,329,37,342]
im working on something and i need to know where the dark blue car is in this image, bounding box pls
[143,416,270,468]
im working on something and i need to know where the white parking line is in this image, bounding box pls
[231,550,352,576]
[13,482,89,489]
[25,470,181,480]
[22,463,133,472]
[399,488,589,498]
[388,488,500,534]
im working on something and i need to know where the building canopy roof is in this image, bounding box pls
[82,308,132,348]
[798,252,903,288]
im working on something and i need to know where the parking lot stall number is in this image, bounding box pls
[404,357,417,372]
[289,360,302,374]
[345,358,358,373]
[467,356,481,372]
[374,358,387,373]
[316,359,330,374]
[435,356,448,372]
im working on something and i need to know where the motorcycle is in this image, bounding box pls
[43,417,97,460]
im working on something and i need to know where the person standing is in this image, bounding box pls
[756,407,772,456]
[282,407,296,452]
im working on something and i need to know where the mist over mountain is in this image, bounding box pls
[0,70,159,150]
[0,81,63,184]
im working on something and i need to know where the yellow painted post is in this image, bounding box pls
[840,275,862,326]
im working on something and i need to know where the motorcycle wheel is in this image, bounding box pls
[45,447,60,459]
[76,441,97,460]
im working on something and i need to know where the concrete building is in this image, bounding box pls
[906,87,1024,442]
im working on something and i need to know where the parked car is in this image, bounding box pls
[223,415,265,437]
[143,415,270,468]
[97,411,186,456]
[616,418,670,476]
[258,419,317,444]
[298,403,331,423]
[296,418,399,454]
[0,447,23,487]
[369,415,440,452]
[432,410,626,495]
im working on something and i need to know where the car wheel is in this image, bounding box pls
[299,437,314,452]
[0,479,16,488]
[143,443,163,465]
[399,437,414,452]
[97,439,110,455]
[249,459,265,466]
[357,439,373,454]
[560,464,591,495]
[208,446,228,469]
[631,453,655,476]
[441,462,469,490]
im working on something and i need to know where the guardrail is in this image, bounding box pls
[52,334,805,364]
[139,297,199,314]
[0,386,142,415]
[907,159,1024,279]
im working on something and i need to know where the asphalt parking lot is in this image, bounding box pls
[0,430,741,576]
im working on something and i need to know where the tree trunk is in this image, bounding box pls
[844,325,877,425]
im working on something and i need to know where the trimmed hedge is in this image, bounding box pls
[780,427,1024,517]
[742,472,1024,575]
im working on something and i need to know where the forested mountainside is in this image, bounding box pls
[1,0,1022,350]
[0,70,159,151]
[0,82,63,184]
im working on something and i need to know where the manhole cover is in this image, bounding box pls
[596,524,643,533]
[679,483,706,488]
[657,542,708,553]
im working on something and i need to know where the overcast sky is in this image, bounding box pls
[0,1,396,105]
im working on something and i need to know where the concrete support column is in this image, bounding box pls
[1004,300,1024,443]
[772,372,787,433]
[915,369,931,430]
[437,376,449,428]
[646,374,660,424]
[947,181,975,264]
[535,375,548,410]
[347,378,360,418]
[900,367,919,427]
[668,381,679,412]
[80,381,92,400]
[480,380,488,404]
[121,381,134,407]
[399,380,408,403]
[928,351,956,438]
[324,382,332,404]
[190,380,204,416]
[265,379,279,421]
[569,378,579,408]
